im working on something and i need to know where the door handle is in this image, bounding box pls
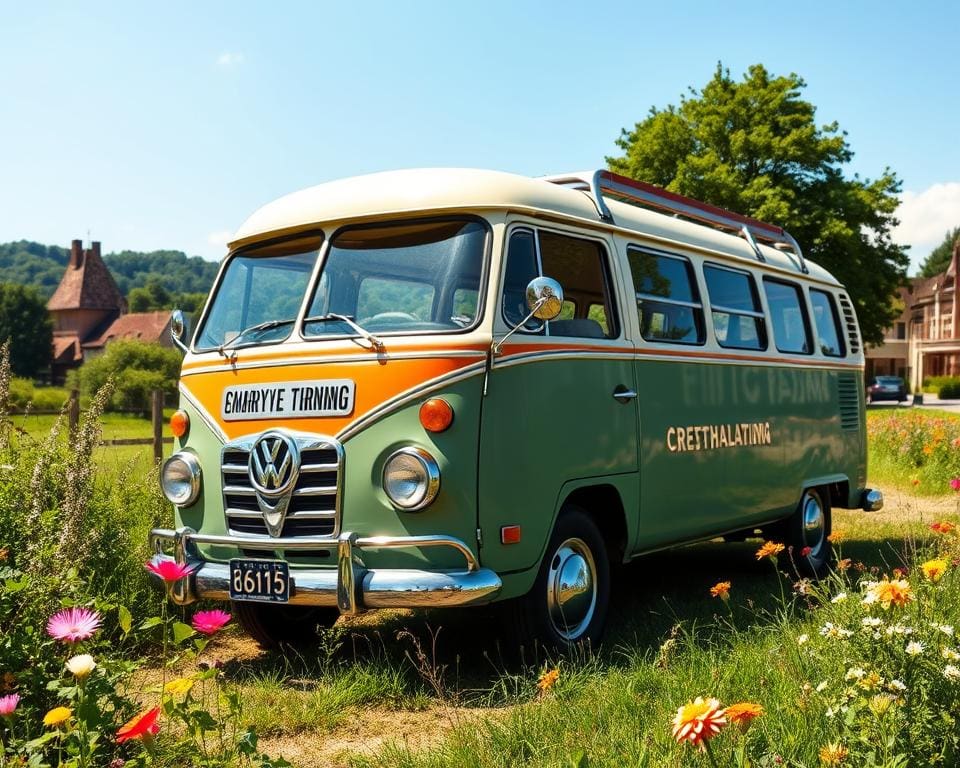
[612,385,638,404]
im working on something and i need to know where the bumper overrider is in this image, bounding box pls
[147,527,502,614]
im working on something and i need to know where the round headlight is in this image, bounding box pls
[161,452,202,506]
[382,447,440,511]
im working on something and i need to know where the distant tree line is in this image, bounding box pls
[0,240,219,301]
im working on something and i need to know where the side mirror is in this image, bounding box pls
[170,309,189,353]
[492,276,565,357]
[525,276,564,321]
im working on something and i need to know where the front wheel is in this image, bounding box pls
[232,601,339,649]
[781,487,832,579]
[503,506,610,652]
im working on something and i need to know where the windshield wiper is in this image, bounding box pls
[217,318,295,357]
[302,313,386,353]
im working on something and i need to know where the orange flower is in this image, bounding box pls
[931,521,957,535]
[671,696,726,749]
[828,530,846,544]
[921,559,948,583]
[866,578,913,609]
[709,581,731,601]
[755,541,784,560]
[537,668,559,694]
[725,701,763,731]
[836,558,852,572]
[819,743,849,764]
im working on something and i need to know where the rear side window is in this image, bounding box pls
[703,264,766,350]
[627,248,704,345]
[810,289,845,357]
[763,278,812,354]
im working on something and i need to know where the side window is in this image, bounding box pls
[809,289,845,357]
[627,248,704,345]
[703,264,766,351]
[501,228,618,339]
[763,279,812,354]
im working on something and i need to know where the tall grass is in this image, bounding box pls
[868,408,960,491]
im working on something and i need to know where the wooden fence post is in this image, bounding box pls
[152,390,163,462]
[68,390,80,435]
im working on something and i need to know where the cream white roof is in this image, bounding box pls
[229,168,839,285]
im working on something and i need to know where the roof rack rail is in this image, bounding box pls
[542,169,808,274]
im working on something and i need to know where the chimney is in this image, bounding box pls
[91,241,101,259]
[70,239,83,269]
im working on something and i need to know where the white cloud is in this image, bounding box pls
[207,230,233,247]
[894,182,960,270]
[216,52,244,68]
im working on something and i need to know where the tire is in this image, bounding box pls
[781,487,832,579]
[232,601,339,649]
[502,505,610,653]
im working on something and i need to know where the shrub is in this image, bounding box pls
[942,381,960,400]
[75,340,181,413]
[7,377,70,411]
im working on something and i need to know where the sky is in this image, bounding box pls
[1,1,958,274]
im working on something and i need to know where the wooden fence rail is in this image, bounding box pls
[11,389,171,461]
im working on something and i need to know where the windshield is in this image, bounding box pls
[302,218,487,339]
[195,234,321,351]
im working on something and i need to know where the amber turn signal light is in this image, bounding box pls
[419,398,453,433]
[170,409,190,439]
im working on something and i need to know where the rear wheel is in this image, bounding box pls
[782,487,832,578]
[503,506,610,653]
[232,601,339,649]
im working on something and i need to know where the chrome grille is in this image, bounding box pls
[221,435,343,539]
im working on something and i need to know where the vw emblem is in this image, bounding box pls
[248,432,300,497]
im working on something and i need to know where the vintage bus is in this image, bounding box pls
[149,168,883,649]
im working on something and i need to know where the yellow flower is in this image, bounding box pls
[921,559,948,583]
[43,706,72,727]
[65,654,96,680]
[819,743,849,764]
[755,541,785,560]
[672,696,726,749]
[537,668,559,694]
[163,677,195,697]
[865,578,913,609]
[709,581,731,601]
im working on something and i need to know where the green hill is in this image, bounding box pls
[0,240,219,300]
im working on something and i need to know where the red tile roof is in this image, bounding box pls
[83,311,171,349]
[47,243,126,312]
[52,333,83,364]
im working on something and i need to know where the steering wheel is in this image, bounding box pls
[363,311,419,324]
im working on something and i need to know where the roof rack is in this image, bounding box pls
[542,169,808,274]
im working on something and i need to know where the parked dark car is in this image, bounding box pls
[866,375,908,403]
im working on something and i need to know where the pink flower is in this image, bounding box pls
[144,558,195,582]
[951,478,960,492]
[0,694,19,717]
[46,607,102,643]
[191,609,231,636]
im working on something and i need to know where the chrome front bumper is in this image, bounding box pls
[148,527,501,614]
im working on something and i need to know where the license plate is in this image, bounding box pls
[229,559,290,603]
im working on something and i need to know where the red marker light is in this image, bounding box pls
[419,398,454,433]
[501,525,522,545]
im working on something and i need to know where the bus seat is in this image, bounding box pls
[550,319,605,338]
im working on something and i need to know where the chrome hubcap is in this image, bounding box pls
[546,537,597,641]
[801,493,825,558]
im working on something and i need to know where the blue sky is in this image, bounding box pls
[1,1,958,273]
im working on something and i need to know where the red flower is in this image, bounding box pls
[951,477,960,492]
[144,558,195,582]
[931,521,957,535]
[191,610,231,636]
[116,707,160,743]
[800,546,812,557]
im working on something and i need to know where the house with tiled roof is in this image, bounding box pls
[866,238,960,389]
[47,239,172,382]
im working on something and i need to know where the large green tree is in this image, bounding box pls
[919,227,960,278]
[0,283,53,377]
[608,63,908,346]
